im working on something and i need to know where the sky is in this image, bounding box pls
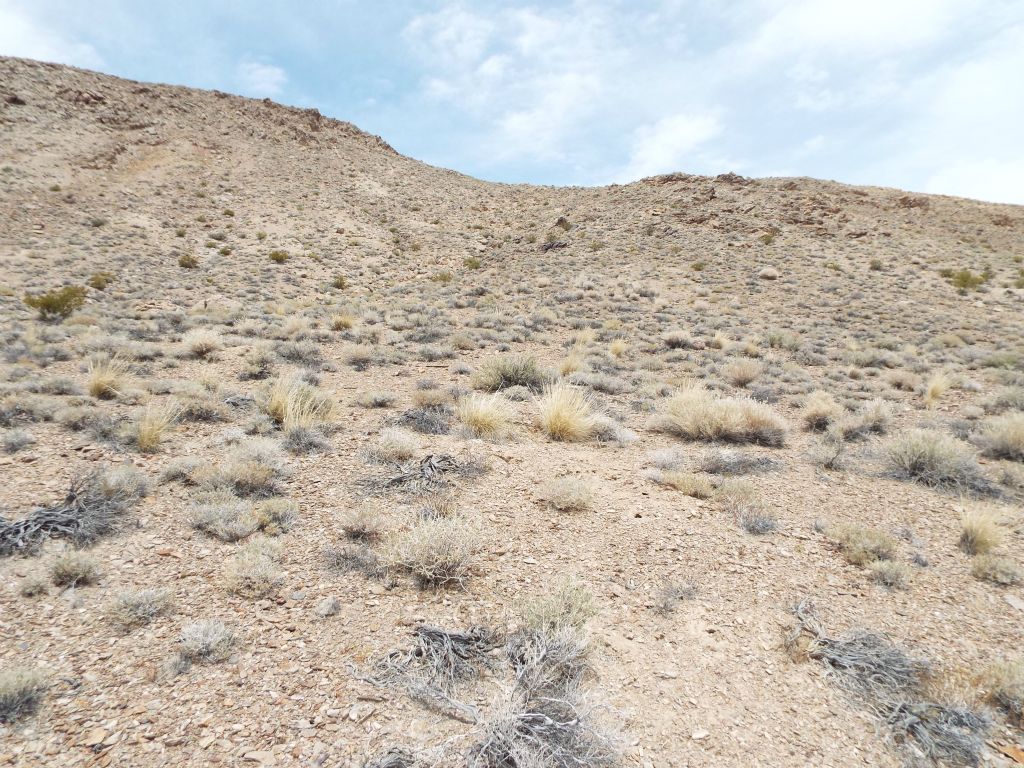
[2,0,1023,204]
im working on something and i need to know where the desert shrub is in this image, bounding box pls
[971,555,1021,585]
[959,510,1004,555]
[181,328,222,359]
[191,491,258,541]
[174,392,229,422]
[276,339,321,365]
[518,579,597,632]
[663,330,693,350]
[456,393,514,440]
[109,588,174,630]
[324,543,383,578]
[50,550,101,586]
[23,286,86,320]
[886,429,991,492]
[240,344,275,380]
[355,390,396,408]
[541,476,594,512]
[839,398,893,440]
[208,438,289,498]
[802,390,843,431]
[395,405,453,435]
[178,254,199,268]
[975,414,1024,461]
[253,498,297,535]
[87,271,114,290]
[224,538,283,597]
[825,523,897,566]
[537,383,597,442]
[387,515,483,587]
[269,250,289,263]
[283,425,329,454]
[473,354,548,393]
[737,507,778,535]
[655,384,787,447]
[338,503,386,541]
[698,448,778,475]
[3,429,35,454]
[866,560,912,589]
[178,619,236,663]
[0,668,48,723]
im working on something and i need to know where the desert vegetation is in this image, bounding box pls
[0,56,1021,768]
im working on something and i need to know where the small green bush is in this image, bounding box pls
[87,271,114,290]
[178,254,199,269]
[23,286,86,320]
[269,250,289,263]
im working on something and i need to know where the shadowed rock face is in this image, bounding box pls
[0,55,1022,768]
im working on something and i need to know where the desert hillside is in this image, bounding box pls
[1,55,1023,768]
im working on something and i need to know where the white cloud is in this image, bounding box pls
[0,2,102,68]
[618,113,721,181]
[236,59,287,97]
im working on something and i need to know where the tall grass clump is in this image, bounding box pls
[655,384,787,447]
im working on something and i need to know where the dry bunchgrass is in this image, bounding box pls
[366,426,420,463]
[802,390,843,431]
[655,384,787,446]
[387,514,483,587]
[86,354,130,399]
[216,438,289,497]
[50,550,101,587]
[923,374,950,409]
[108,587,174,630]
[181,328,222,358]
[517,579,597,632]
[541,476,595,512]
[253,497,297,535]
[224,538,283,597]
[338,502,386,540]
[825,523,897,566]
[263,374,334,431]
[456,392,514,440]
[976,413,1024,461]
[886,429,990,492]
[958,509,1004,555]
[473,354,548,393]
[608,339,628,358]
[866,560,912,590]
[981,659,1024,722]
[537,382,597,442]
[971,554,1022,585]
[645,469,714,498]
[0,668,48,723]
[331,313,357,331]
[127,401,179,453]
[559,350,586,377]
[724,359,763,388]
